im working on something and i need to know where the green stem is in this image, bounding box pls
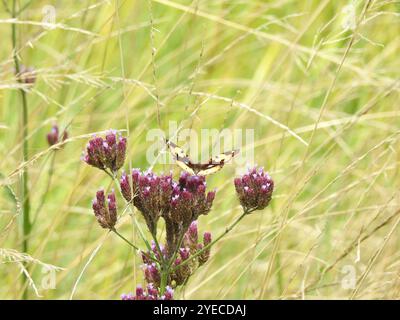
[159,267,168,295]
[151,231,167,265]
[111,228,159,264]
[102,168,115,180]
[11,0,31,300]
[111,228,140,251]
[166,231,186,271]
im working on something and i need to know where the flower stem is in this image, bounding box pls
[111,228,140,252]
[166,231,186,271]
[11,0,31,300]
[107,171,153,255]
[159,268,168,295]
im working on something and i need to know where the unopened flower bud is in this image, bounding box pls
[162,286,174,300]
[47,125,68,147]
[199,232,212,265]
[92,189,117,229]
[179,247,190,261]
[143,263,161,287]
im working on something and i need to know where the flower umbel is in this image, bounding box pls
[83,130,126,173]
[92,189,118,229]
[120,169,174,235]
[234,166,274,212]
[170,172,215,223]
[164,172,216,254]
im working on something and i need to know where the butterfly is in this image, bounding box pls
[166,140,239,176]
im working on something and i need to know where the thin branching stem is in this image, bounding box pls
[106,170,157,262]
[111,228,140,252]
[11,0,31,300]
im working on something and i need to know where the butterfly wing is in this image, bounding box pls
[197,164,224,176]
[197,149,240,176]
[167,139,239,176]
[175,159,196,175]
[166,140,189,159]
[167,140,196,175]
[211,149,239,164]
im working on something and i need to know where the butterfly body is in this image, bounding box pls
[166,140,238,176]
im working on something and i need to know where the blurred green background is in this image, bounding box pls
[0,0,399,299]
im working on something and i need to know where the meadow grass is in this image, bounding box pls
[0,0,399,299]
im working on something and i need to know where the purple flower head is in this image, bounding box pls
[234,166,274,212]
[203,232,212,245]
[179,247,190,261]
[120,169,174,235]
[162,286,174,300]
[122,284,172,300]
[163,172,216,256]
[143,263,161,287]
[199,231,212,265]
[146,284,159,300]
[121,293,134,300]
[83,130,126,173]
[169,172,216,229]
[184,221,198,250]
[136,285,144,297]
[92,189,117,229]
[47,125,68,147]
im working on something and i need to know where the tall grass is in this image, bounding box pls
[0,0,399,299]
[9,0,31,300]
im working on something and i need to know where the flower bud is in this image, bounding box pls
[143,263,161,287]
[162,286,174,300]
[47,125,68,147]
[92,189,117,229]
[199,232,212,265]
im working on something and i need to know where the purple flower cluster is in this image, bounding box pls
[120,170,174,235]
[164,172,215,253]
[83,130,126,173]
[170,222,212,286]
[183,221,212,266]
[121,284,173,300]
[47,125,68,146]
[120,170,215,249]
[198,231,212,266]
[92,189,117,229]
[141,241,166,287]
[82,127,275,300]
[169,172,216,227]
[234,167,274,212]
